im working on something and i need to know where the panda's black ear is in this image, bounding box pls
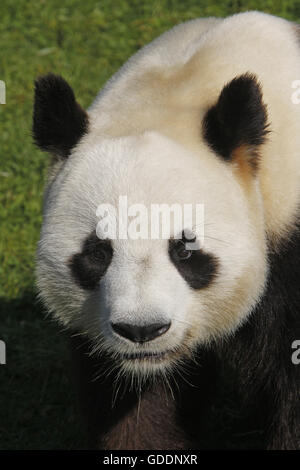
[203,73,269,171]
[33,73,88,158]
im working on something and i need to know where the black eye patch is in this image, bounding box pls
[69,231,113,290]
[169,233,219,289]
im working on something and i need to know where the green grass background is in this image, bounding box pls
[0,0,299,450]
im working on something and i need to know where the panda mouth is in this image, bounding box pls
[121,350,171,362]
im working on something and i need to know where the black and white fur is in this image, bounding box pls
[34,12,300,449]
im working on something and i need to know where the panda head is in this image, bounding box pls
[34,73,269,376]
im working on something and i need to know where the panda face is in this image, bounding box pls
[37,130,267,376]
[34,71,270,376]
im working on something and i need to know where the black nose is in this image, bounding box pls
[111,322,171,343]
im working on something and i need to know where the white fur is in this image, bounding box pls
[37,12,300,375]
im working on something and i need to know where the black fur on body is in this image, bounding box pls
[220,224,300,450]
[69,224,300,450]
[70,336,219,450]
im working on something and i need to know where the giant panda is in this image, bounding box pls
[33,11,300,450]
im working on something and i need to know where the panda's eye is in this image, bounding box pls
[69,232,113,290]
[169,233,219,290]
[82,233,112,263]
[174,241,193,260]
[90,242,111,263]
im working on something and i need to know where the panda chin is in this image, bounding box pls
[120,349,171,362]
[119,355,174,375]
